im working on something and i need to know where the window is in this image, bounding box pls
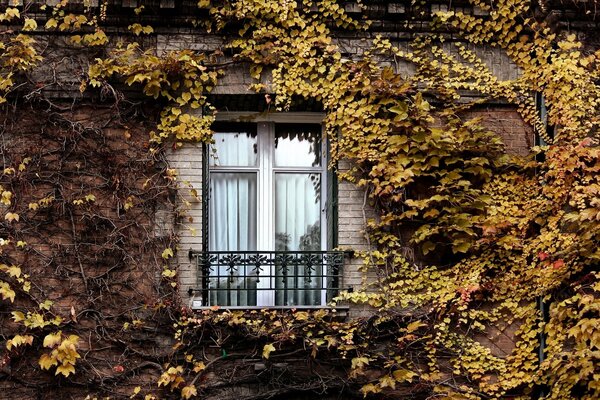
[194,114,342,308]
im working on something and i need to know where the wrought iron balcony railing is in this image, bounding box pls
[188,250,345,308]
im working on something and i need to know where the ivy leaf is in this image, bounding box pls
[6,334,33,350]
[389,101,409,120]
[0,282,15,302]
[392,368,417,382]
[1,264,22,278]
[1,190,12,205]
[452,241,471,254]
[360,383,381,396]
[43,332,62,348]
[162,248,174,259]
[406,321,425,333]
[4,8,20,20]
[193,361,206,373]
[23,18,38,31]
[39,353,58,370]
[4,212,19,222]
[11,311,25,322]
[181,385,197,399]
[45,18,58,29]
[130,386,141,398]
[262,343,276,359]
[55,363,75,377]
[422,241,436,255]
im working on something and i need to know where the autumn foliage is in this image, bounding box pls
[0,1,599,399]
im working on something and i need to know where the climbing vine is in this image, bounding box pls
[0,0,599,399]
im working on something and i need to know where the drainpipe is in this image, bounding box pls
[536,295,550,399]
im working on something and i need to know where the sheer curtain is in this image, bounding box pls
[275,173,321,306]
[209,129,258,306]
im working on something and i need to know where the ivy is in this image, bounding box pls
[0,1,599,399]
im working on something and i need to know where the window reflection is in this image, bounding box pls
[274,124,321,167]
[210,123,258,167]
[275,173,321,251]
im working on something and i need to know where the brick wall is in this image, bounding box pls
[336,160,377,293]
[462,107,534,156]
[166,144,204,303]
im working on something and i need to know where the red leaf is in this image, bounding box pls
[552,259,565,269]
[538,252,549,261]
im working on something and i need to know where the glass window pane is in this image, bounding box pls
[274,173,322,306]
[209,172,258,306]
[274,124,321,167]
[209,172,257,251]
[210,123,257,167]
[275,173,321,251]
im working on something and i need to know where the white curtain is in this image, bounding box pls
[209,173,257,306]
[275,173,321,306]
[209,129,258,306]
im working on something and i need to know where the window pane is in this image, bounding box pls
[275,173,322,306]
[274,124,321,167]
[275,173,321,251]
[209,172,257,306]
[210,123,257,167]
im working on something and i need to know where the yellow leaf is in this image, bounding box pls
[6,334,33,350]
[40,299,53,310]
[181,385,197,399]
[406,321,425,333]
[393,368,417,382]
[1,264,21,277]
[39,353,58,370]
[130,386,141,398]
[45,18,58,29]
[193,361,206,373]
[55,362,75,377]
[262,343,276,359]
[11,311,25,322]
[43,332,63,348]
[162,248,174,259]
[128,23,143,36]
[360,383,381,396]
[0,282,15,302]
[351,356,369,370]
[23,18,37,31]
[162,268,176,278]
[452,241,471,253]
[4,212,19,222]
[1,190,11,205]
[5,7,20,19]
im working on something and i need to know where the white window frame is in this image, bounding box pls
[208,112,328,307]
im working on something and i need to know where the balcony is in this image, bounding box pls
[188,250,345,308]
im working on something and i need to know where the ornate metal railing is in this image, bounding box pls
[188,250,345,307]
